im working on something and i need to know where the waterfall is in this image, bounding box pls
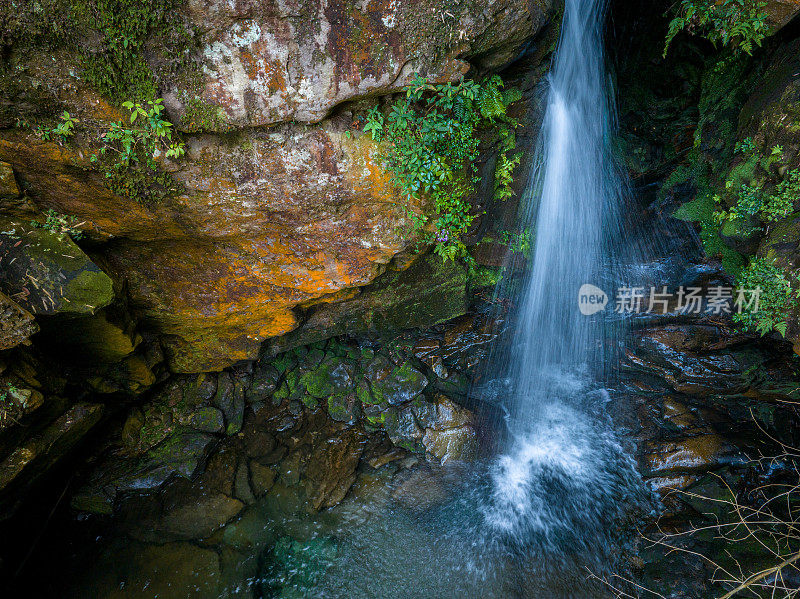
[479,0,643,565]
[507,0,622,410]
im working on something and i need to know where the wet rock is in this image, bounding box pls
[0,291,38,351]
[159,492,245,540]
[125,377,219,454]
[327,392,361,423]
[646,474,699,498]
[247,364,280,402]
[213,373,246,435]
[420,395,478,463]
[201,445,238,496]
[189,406,225,433]
[77,540,223,598]
[242,422,276,459]
[643,434,740,476]
[74,430,217,512]
[303,427,367,511]
[423,427,479,464]
[299,357,355,399]
[391,466,451,511]
[661,397,696,431]
[413,338,442,365]
[234,460,256,505]
[367,359,428,406]
[626,328,749,396]
[384,404,424,451]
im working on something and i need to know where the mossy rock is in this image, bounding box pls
[213,373,245,435]
[719,215,762,254]
[758,214,800,263]
[189,406,225,433]
[327,393,360,423]
[301,395,319,410]
[0,218,113,316]
[264,252,469,355]
[298,357,355,399]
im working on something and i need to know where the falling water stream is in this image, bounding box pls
[480,0,642,555]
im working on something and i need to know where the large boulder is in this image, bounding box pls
[168,0,554,129]
[264,252,470,355]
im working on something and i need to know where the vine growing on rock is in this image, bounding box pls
[664,0,768,56]
[363,75,522,262]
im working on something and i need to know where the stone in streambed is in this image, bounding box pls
[642,434,742,476]
[75,540,223,599]
[261,535,338,596]
[299,357,356,399]
[189,406,225,433]
[327,392,361,423]
[158,492,245,540]
[249,460,277,496]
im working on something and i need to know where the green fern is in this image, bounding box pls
[664,0,768,57]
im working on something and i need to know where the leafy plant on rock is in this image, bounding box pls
[90,98,185,205]
[363,74,522,262]
[734,257,800,336]
[30,209,85,241]
[33,111,78,143]
[0,384,20,427]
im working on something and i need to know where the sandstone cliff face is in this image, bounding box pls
[0,0,556,372]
